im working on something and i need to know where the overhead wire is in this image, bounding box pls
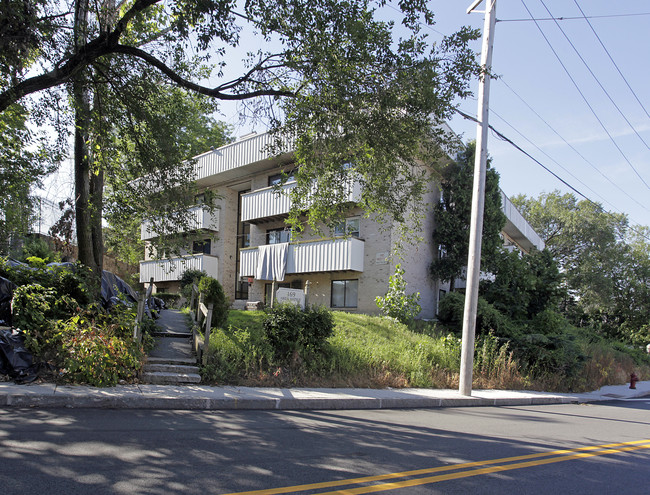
[572,0,650,122]
[454,107,650,242]
[538,0,650,152]
[520,0,650,190]
[497,12,650,22]
[497,77,650,212]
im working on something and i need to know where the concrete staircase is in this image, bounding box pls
[141,310,201,385]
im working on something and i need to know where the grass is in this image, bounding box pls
[201,310,650,392]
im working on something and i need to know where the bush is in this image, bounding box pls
[375,264,421,324]
[198,276,229,329]
[180,269,206,302]
[11,283,78,358]
[263,303,334,364]
[155,292,182,308]
[56,306,149,386]
[437,291,512,336]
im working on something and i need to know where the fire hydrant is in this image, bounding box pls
[630,373,639,389]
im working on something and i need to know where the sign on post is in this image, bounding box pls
[275,288,305,309]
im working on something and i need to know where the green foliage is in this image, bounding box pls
[436,291,512,337]
[430,142,506,288]
[481,248,563,321]
[20,237,58,264]
[180,269,206,301]
[511,191,650,344]
[375,264,421,324]
[262,304,334,364]
[198,276,229,329]
[55,307,148,386]
[155,292,182,308]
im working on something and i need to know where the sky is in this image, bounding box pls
[39,1,650,233]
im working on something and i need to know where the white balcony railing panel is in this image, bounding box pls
[139,254,218,283]
[239,238,364,278]
[241,179,362,223]
[241,182,295,222]
[500,191,545,252]
[140,206,219,240]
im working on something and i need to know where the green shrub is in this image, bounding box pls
[180,269,206,302]
[155,292,182,308]
[262,303,334,363]
[437,291,512,336]
[56,307,148,386]
[198,276,229,329]
[375,264,421,324]
[11,283,78,358]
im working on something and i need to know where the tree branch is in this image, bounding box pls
[111,44,296,100]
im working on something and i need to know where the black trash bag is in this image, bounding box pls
[0,329,39,384]
[0,276,17,326]
[101,270,138,309]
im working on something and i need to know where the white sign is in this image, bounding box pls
[375,252,389,265]
[276,288,305,309]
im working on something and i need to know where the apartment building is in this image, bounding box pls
[139,132,544,319]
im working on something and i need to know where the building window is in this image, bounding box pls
[265,282,290,305]
[268,171,295,187]
[334,218,360,238]
[331,279,358,308]
[267,227,292,244]
[192,238,211,255]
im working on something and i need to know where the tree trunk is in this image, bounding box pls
[73,0,104,294]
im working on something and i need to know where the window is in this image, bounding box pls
[192,238,211,254]
[265,282,290,305]
[266,228,291,244]
[331,280,358,308]
[334,218,360,238]
[268,171,295,187]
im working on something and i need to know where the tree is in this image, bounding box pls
[510,191,650,341]
[429,141,506,290]
[1,0,480,286]
[0,104,58,255]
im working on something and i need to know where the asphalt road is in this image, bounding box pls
[1,400,649,494]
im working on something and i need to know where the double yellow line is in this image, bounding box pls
[224,439,650,495]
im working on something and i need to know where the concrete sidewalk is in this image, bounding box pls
[0,379,648,410]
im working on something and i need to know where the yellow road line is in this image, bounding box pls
[223,439,650,495]
[317,442,650,494]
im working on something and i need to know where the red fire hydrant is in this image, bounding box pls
[630,373,639,389]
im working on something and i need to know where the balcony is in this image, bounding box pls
[239,237,364,278]
[140,205,219,241]
[241,180,362,223]
[139,254,218,283]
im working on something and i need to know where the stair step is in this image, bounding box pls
[144,363,200,374]
[146,356,197,366]
[141,371,202,385]
[152,331,192,338]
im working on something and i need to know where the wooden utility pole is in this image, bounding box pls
[459,0,497,396]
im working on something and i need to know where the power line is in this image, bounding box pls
[487,107,621,212]
[498,12,650,22]
[497,77,650,212]
[538,0,650,152]
[573,0,650,122]
[454,107,650,242]
[520,0,650,190]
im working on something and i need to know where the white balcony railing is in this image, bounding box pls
[140,205,219,241]
[139,254,218,283]
[500,191,544,252]
[239,237,364,278]
[241,180,362,223]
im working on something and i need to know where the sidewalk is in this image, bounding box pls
[0,379,648,410]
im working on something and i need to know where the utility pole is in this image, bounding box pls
[459,0,497,397]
